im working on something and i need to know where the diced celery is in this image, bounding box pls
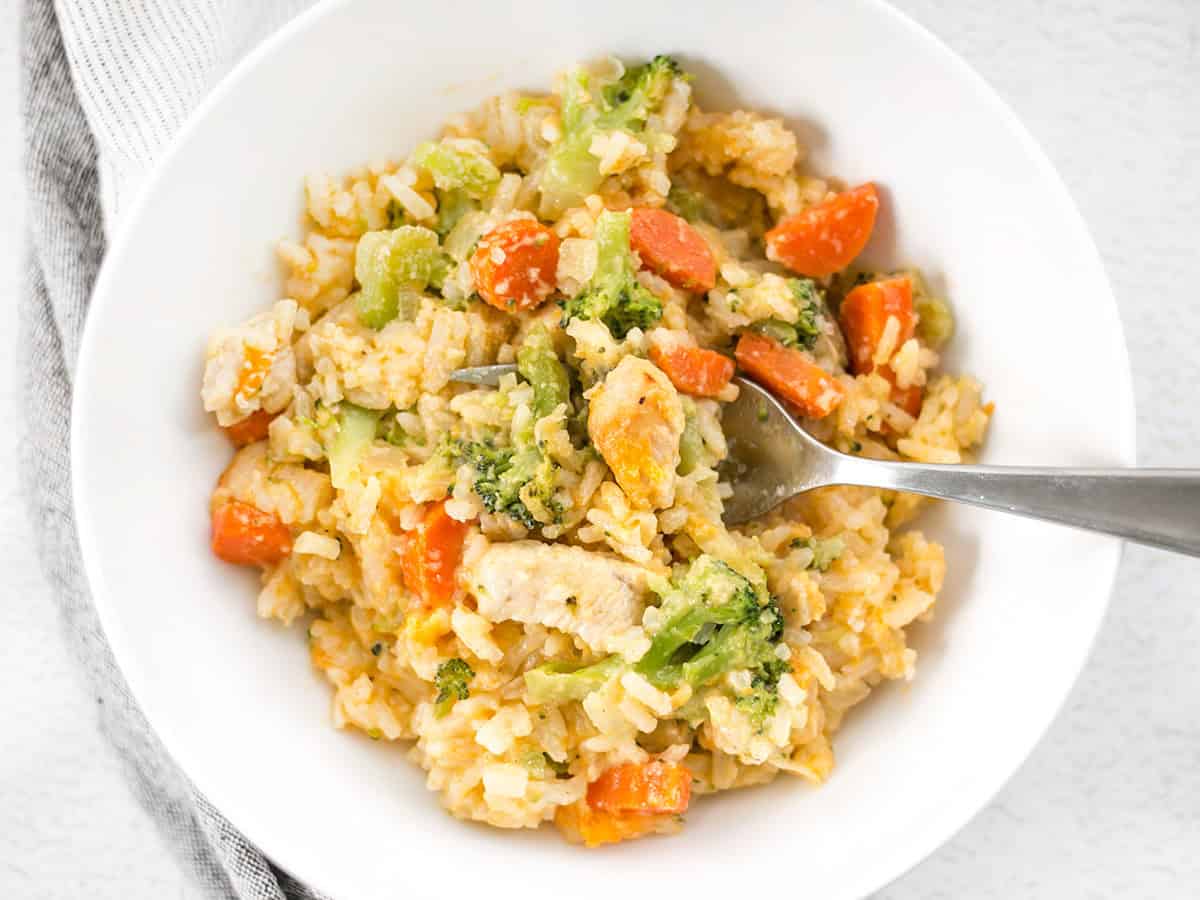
[539,133,603,219]
[354,226,450,328]
[411,141,501,199]
[442,210,490,262]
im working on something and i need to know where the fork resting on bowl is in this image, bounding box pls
[452,365,1200,557]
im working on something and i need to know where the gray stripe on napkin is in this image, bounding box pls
[19,1,324,896]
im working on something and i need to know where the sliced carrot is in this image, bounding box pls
[839,275,915,374]
[556,802,676,848]
[222,409,275,448]
[400,500,471,607]
[648,344,734,398]
[839,275,922,422]
[765,183,880,278]
[211,500,292,566]
[587,760,692,816]
[734,331,845,419]
[630,207,716,292]
[470,219,560,312]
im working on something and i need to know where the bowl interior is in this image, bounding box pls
[72,1,1133,898]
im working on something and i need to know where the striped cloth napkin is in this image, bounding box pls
[20,1,325,896]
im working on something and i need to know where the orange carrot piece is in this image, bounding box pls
[648,344,734,398]
[765,183,880,278]
[840,276,921,424]
[587,760,692,816]
[470,219,560,312]
[734,331,845,419]
[222,409,275,448]
[211,500,292,566]
[556,802,676,848]
[400,501,471,607]
[838,275,915,375]
[630,207,716,292]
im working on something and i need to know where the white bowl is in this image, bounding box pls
[71,1,1134,897]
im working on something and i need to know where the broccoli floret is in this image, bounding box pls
[734,658,790,732]
[411,141,501,199]
[791,535,845,572]
[560,210,662,338]
[539,55,686,217]
[635,556,784,693]
[789,278,823,343]
[524,655,625,704]
[455,332,574,529]
[676,596,784,688]
[749,279,825,350]
[599,55,682,128]
[433,658,474,718]
[456,440,535,526]
[517,454,563,524]
[355,226,453,328]
[517,324,571,422]
[455,440,561,528]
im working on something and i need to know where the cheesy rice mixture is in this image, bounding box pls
[201,56,990,847]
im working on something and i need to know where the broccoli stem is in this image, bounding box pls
[678,399,704,475]
[411,141,500,198]
[635,602,747,687]
[525,655,624,704]
[517,324,570,422]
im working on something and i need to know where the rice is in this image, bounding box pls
[201,54,990,848]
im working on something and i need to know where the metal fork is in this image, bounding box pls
[452,365,1200,556]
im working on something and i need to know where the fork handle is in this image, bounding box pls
[837,461,1200,556]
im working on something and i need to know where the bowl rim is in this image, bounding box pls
[70,0,1136,896]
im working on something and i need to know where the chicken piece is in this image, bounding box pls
[466,541,648,654]
[587,356,685,510]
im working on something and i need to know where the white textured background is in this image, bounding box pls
[1,1,1197,896]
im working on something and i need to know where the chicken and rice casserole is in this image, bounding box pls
[201,56,990,847]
